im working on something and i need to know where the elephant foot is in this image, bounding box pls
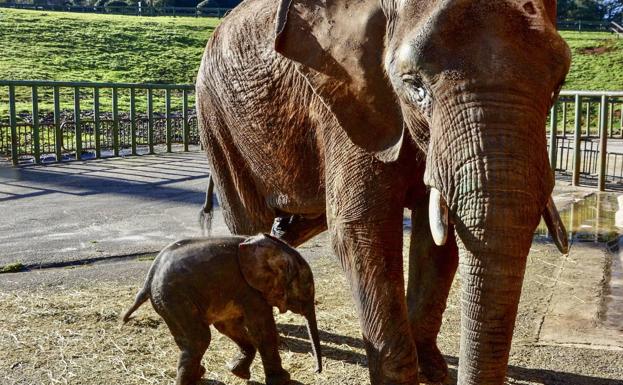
[227,352,254,380]
[265,368,291,385]
[416,342,448,384]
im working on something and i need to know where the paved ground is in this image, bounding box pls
[0,152,229,268]
[1,153,622,385]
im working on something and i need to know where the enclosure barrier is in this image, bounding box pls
[548,90,623,191]
[0,80,198,165]
[0,3,233,17]
[2,81,623,191]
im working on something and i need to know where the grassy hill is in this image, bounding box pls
[0,9,218,84]
[0,9,621,108]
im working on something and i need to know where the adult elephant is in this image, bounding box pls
[196,0,570,384]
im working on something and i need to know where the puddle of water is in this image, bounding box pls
[535,193,623,331]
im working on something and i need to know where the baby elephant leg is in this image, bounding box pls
[172,327,211,385]
[159,302,211,385]
[214,319,257,379]
[244,307,290,385]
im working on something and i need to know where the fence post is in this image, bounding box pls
[74,87,82,161]
[8,85,18,166]
[54,86,62,161]
[598,95,609,191]
[585,101,591,137]
[165,88,172,153]
[147,88,154,154]
[572,94,582,186]
[562,102,567,138]
[32,86,41,164]
[183,89,189,152]
[112,87,119,157]
[130,87,137,155]
[549,104,558,176]
[94,87,101,158]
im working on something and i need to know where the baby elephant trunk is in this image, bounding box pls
[304,305,322,373]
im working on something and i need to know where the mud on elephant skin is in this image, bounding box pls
[122,234,322,385]
[196,1,570,384]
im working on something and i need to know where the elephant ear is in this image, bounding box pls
[238,234,295,313]
[274,0,403,162]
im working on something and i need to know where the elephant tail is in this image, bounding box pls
[199,174,215,236]
[122,257,158,324]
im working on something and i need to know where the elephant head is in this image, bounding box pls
[274,0,570,383]
[238,234,322,373]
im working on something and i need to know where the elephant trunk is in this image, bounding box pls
[304,305,322,373]
[424,94,553,384]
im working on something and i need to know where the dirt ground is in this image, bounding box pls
[1,230,622,385]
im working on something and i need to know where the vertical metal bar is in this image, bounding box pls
[32,86,40,164]
[130,88,137,155]
[93,87,101,158]
[148,88,154,154]
[609,100,614,138]
[572,94,582,186]
[598,95,609,191]
[562,102,567,138]
[183,89,189,152]
[54,86,62,161]
[585,101,591,137]
[74,87,82,160]
[549,104,558,176]
[8,85,18,165]
[165,88,172,153]
[112,87,119,157]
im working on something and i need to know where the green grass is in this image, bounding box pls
[0,9,622,118]
[559,31,623,91]
[0,262,25,273]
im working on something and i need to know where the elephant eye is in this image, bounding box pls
[402,74,431,110]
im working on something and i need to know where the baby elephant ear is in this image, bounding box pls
[238,234,294,312]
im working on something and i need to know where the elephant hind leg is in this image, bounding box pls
[201,119,275,235]
[406,199,458,384]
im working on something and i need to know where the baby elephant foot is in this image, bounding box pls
[266,368,291,385]
[417,342,448,384]
[227,352,254,380]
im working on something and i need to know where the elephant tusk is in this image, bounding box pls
[429,188,448,246]
[543,197,569,254]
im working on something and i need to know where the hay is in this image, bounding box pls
[0,255,371,385]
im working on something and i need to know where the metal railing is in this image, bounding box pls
[0,3,233,17]
[557,20,614,32]
[548,90,623,191]
[0,80,199,165]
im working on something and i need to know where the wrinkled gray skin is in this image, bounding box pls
[122,234,322,385]
[196,1,570,384]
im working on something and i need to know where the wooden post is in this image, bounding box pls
[183,89,189,152]
[130,88,137,155]
[165,88,172,153]
[147,88,154,154]
[112,87,119,157]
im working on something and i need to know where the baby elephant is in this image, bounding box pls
[122,234,321,385]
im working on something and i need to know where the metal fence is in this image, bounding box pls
[548,91,623,191]
[0,80,199,165]
[556,20,614,31]
[0,3,233,17]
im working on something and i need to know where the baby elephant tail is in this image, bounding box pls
[122,287,150,324]
[122,258,158,324]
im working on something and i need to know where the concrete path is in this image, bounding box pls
[0,152,229,268]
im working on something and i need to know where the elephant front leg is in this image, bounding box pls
[330,217,419,385]
[407,198,458,384]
